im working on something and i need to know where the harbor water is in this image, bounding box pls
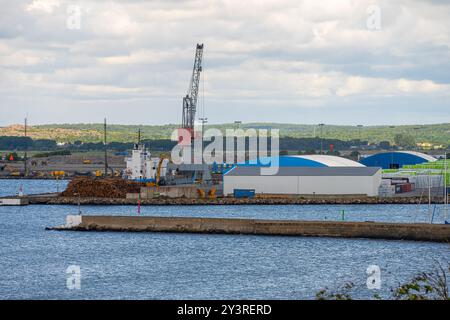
[0,180,448,299]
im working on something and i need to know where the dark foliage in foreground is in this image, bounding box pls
[316,263,449,300]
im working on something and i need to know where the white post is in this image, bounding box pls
[66,215,82,228]
[428,174,432,223]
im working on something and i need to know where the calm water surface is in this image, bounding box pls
[0,179,448,299]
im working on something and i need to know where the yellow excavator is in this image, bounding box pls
[147,154,169,187]
[51,171,65,177]
[0,164,21,177]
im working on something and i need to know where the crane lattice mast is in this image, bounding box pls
[182,43,203,130]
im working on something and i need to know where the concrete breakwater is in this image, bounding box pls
[48,215,450,242]
[29,195,446,205]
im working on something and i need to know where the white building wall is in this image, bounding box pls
[372,170,382,196]
[298,175,380,196]
[224,176,299,195]
[224,171,381,196]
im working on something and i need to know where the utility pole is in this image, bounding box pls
[104,118,108,176]
[24,117,28,177]
[318,123,325,155]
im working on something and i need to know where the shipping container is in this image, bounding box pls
[233,189,255,198]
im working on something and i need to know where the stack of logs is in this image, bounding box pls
[61,177,144,198]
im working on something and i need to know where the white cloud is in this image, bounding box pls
[97,49,181,65]
[26,0,60,14]
[336,76,449,97]
[89,3,140,37]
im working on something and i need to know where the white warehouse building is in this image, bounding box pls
[223,157,382,197]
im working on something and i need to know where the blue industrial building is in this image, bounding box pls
[239,155,365,167]
[360,151,436,169]
[212,155,364,174]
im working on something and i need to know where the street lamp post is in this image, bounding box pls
[24,117,28,177]
[444,149,448,223]
[234,121,242,161]
[357,124,363,142]
[199,117,208,164]
[389,126,396,150]
[413,127,420,151]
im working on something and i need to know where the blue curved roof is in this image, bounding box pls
[360,151,436,169]
[240,155,363,167]
[241,156,326,167]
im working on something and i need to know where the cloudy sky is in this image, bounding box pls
[0,0,449,126]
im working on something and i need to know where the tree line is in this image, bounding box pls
[0,135,382,153]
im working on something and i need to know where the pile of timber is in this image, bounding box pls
[61,177,144,198]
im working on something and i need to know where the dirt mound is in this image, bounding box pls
[62,177,144,198]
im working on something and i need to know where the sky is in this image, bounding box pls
[0,0,449,126]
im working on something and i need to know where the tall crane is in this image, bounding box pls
[174,43,211,183]
[182,43,204,131]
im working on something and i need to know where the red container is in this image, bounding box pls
[401,183,412,193]
[396,183,413,193]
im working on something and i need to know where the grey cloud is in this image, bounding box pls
[0,0,449,126]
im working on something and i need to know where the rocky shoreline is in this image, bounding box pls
[0,176,71,180]
[28,195,445,205]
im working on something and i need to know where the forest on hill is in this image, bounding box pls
[0,122,448,147]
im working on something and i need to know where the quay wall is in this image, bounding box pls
[51,215,450,242]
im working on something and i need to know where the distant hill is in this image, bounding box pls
[0,122,449,146]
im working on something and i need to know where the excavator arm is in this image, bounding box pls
[155,154,170,186]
